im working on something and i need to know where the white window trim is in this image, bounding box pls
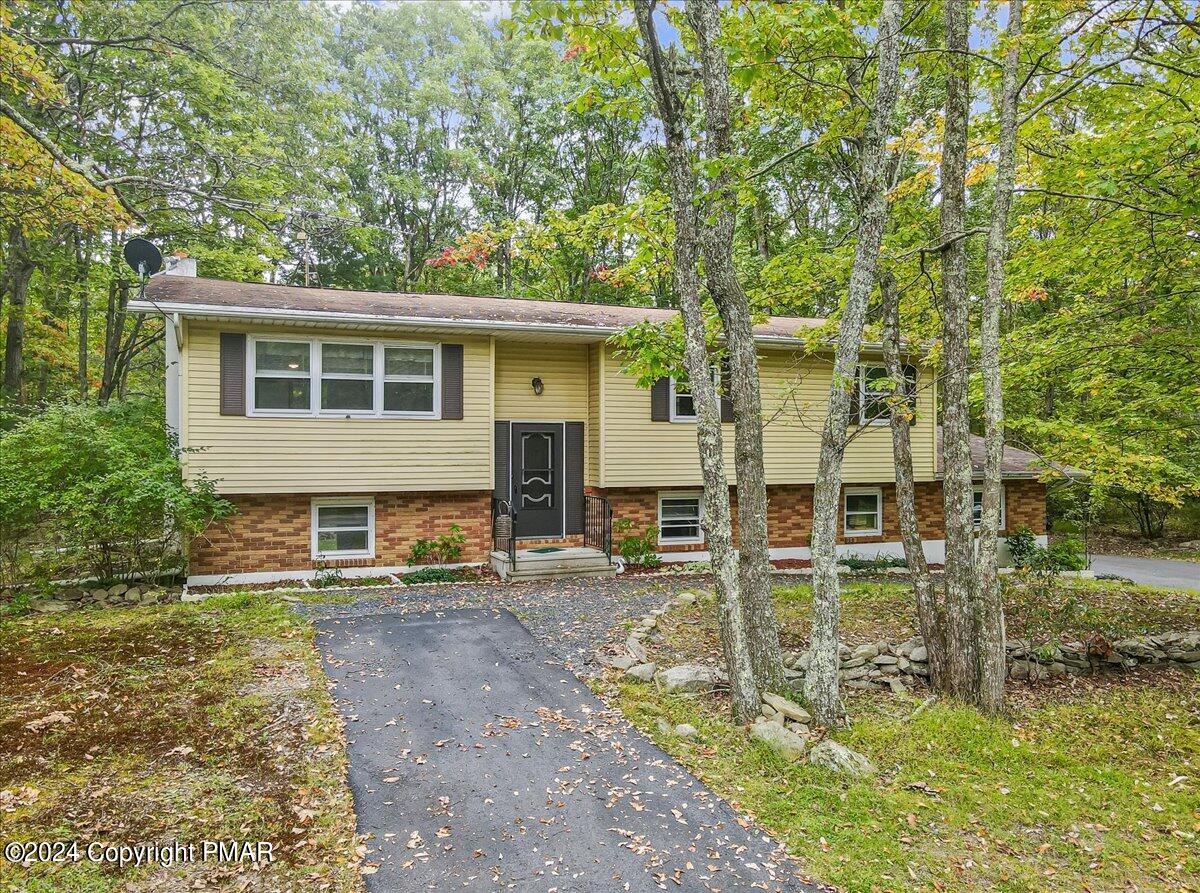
[247,335,441,419]
[311,497,375,560]
[843,486,883,537]
[668,366,721,423]
[973,484,1006,530]
[658,490,705,545]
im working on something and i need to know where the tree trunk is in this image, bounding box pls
[99,278,129,405]
[634,0,759,723]
[805,0,905,727]
[937,0,980,701]
[686,0,784,693]
[76,228,90,401]
[882,272,947,689]
[976,0,1023,714]
[3,228,35,403]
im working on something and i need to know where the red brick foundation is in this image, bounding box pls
[190,490,492,576]
[189,480,1046,576]
[600,480,1045,552]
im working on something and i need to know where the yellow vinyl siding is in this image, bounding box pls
[599,345,935,487]
[586,344,601,487]
[494,340,589,423]
[182,322,492,494]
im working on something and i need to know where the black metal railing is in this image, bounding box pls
[492,497,517,570]
[583,494,613,562]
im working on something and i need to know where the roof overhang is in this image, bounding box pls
[128,298,901,353]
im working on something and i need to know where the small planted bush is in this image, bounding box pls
[400,567,461,585]
[407,524,466,566]
[613,519,662,568]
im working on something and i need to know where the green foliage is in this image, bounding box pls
[311,566,345,589]
[400,567,462,585]
[613,518,661,567]
[406,524,466,566]
[1006,525,1087,573]
[837,553,907,571]
[0,399,232,586]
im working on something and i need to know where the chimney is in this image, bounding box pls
[165,250,196,277]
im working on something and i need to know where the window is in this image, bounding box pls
[844,487,882,536]
[248,337,439,418]
[384,346,436,414]
[321,342,374,412]
[659,492,703,544]
[312,499,374,559]
[253,340,311,411]
[854,365,917,426]
[669,365,720,422]
[972,486,1006,529]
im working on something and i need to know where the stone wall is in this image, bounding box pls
[190,490,493,576]
[780,629,1200,693]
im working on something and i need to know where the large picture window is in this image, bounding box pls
[843,487,883,536]
[248,337,439,418]
[311,499,374,559]
[659,492,703,544]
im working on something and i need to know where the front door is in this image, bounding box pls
[510,422,563,539]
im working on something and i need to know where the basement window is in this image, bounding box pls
[312,498,374,559]
[972,485,1006,529]
[844,487,883,536]
[659,492,703,544]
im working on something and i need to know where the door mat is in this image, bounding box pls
[528,547,564,554]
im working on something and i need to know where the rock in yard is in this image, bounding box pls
[761,692,811,724]
[654,664,723,694]
[749,719,807,762]
[626,637,649,663]
[31,600,71,613]
[808,739,876,777]
[603,653,637,671]
[625,663,657,683]
[676,592,698,605]
[674,723,698,738]
[909,644,928,663]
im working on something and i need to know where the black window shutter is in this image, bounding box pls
[219,332,246,416]
[564,422,585,535]
[650,377,670,421]
[903,363,919,422]
[719,357,734,423]
[494,421,510,501]
[441,344,464,419]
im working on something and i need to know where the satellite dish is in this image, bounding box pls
[122,238,163,277]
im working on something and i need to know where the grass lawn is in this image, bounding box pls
[0,594,364,893]
[602,581,1200,893]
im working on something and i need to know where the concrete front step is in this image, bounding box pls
[490,547,617,582]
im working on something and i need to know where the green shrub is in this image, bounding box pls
[613,519,662,567]
[312,565,345,588]
[837,553,907,571]
[401,567,461,585]
[406,523,466,565]
[0,399,232,587]
[1006,526,1087,572]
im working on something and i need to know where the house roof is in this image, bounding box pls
[134,275,828,344]
[937,427,1084,480]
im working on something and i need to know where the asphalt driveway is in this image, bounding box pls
[1090,554,1200,590]
[316,608,823,892]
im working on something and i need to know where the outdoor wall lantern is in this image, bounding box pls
[531,377,544,396]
